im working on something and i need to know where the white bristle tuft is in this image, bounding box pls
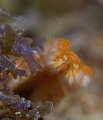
[68,76,74,85]
[75,71,84,83]
[47,61,54,66]
[81,76,92,87]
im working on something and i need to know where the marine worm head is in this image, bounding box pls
[43,38,92,87]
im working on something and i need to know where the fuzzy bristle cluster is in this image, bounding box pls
[43,38,92,87]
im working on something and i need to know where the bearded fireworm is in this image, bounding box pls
[42,38,92,87]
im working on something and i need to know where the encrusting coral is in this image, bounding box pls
[13,38,92,104]
[0,9,53,120]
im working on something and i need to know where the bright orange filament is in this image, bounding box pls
[52,39,92,78]
[58,38,71,52]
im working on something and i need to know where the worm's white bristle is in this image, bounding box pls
[81,76,92,87]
